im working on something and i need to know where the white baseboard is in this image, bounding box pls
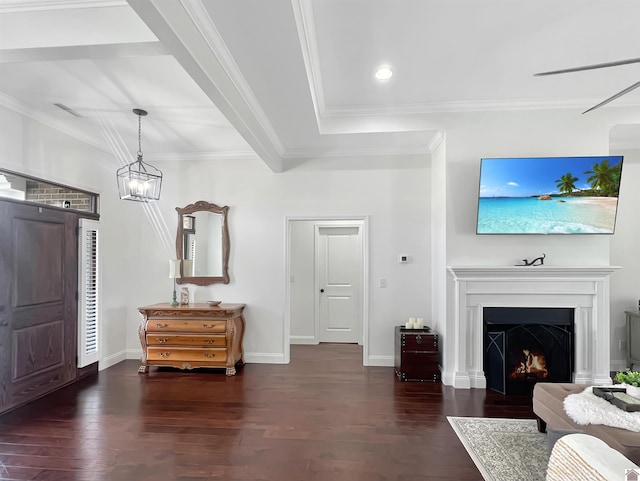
[244,352,288,364]
[126,348,143,359]
[120,350,407,366]
[122,349,287,365]
[99,350,127,371]
[366,355,394,367]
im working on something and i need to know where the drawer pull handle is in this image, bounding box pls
[203,339,215,344]
[204,353,216,358]
[202,324,217,329]
[156,338,169,344]
[159,352,171,358]
[156,323,169,328]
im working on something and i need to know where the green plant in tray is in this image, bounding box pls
[616,369,640,387]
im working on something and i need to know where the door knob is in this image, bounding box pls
[320,289,325,293]
[0,320,8,327]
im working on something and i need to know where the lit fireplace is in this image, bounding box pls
[484,307,573,395]
[510,349,548,380]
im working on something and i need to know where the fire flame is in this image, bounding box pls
[510,349,548,379]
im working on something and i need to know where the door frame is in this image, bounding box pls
[284,216,369,366]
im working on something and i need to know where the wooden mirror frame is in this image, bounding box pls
[175,200,230,285]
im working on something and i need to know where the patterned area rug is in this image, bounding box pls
[447,417,549,481]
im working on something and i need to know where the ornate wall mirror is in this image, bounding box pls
[175,201,230,285]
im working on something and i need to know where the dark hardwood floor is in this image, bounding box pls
[0,344,535,480]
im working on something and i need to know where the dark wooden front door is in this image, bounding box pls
[0,200,78,413]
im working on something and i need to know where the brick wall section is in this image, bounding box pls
[25,181,93,212]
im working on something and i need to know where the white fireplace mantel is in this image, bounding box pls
[444,265,620,389]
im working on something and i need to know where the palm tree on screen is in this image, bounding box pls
[555,172,579,195]
[584,160,618,196]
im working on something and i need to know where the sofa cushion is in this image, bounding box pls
[546,433,638,481]
[533,382,640,465]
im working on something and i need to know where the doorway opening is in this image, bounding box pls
[285,217,369,366]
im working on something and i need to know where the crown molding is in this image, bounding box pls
[0,41,168,64]
[0,0,126,13]
[147,151,259,162]
[291,0,326,120]
[322,97,640,117]
[282,145,429,161]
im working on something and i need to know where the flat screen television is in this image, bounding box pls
[476,156,623,234]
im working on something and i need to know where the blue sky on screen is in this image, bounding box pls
[478,156,622,198]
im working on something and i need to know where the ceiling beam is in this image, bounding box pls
[0,41,169,64]
[128,0,285,173]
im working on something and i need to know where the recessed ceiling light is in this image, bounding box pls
[375,66,393,81]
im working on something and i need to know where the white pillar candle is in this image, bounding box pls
[415,318,424,329]
[168,259,181,279]
[405,321,412,329]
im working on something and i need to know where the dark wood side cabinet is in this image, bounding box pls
[394,326,440,382]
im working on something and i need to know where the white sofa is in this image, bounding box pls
[547,433,639,481]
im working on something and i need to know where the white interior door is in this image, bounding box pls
[316,225,362,343]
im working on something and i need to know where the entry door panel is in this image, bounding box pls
[0,201,77,413]
[317,226,361,343]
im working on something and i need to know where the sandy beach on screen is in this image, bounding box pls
[567,196,618,211]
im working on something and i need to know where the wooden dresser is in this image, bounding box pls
[137,303,246,376]
[394,326,440,382]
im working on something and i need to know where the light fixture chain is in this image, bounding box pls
[137,113,143,158]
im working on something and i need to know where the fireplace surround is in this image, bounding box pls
[445,266,619,389]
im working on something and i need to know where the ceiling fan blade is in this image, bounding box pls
[582,80,640,114]
[535,57,640,76]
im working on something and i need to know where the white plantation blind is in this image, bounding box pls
[78,218,100,368]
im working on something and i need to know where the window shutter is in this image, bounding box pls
[78,218,100,368]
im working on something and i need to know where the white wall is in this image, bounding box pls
[430,133,447,338]
[127,155,432,366]
[610,147,640,370]
[443,110,612,266]
[289,219,318,343]
[4,104,638,375]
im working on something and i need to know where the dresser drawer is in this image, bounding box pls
[146,320,226,333]
[147,347,228,363]
[146,334,226,347]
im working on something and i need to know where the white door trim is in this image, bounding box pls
[284,216,370,366]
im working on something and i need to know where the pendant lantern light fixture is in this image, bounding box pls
[116,108,162,202]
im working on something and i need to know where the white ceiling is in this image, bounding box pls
[1,0,639,173]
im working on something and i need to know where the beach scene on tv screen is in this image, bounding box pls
[477,156,623,234]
